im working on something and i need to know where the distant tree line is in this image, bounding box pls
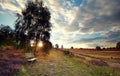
[53,43,120,51]
[96,42,120,50]
[0,24,14,46]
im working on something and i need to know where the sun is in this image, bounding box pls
[38,41,43,47]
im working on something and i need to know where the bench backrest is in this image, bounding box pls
[25,53,35,58]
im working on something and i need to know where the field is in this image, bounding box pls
[22,49,120,76]
[0,47,120,76]
[69,49,120,63]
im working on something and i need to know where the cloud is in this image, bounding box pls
[105,31,120,43]
[71,37,107,43]
[62,0,120,48]
[0,0,25,14]
[0,0,119,48]
[41,0,120,48]
[70,0,120,33]
[15,0,25,9]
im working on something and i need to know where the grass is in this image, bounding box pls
[79,50,119,57]
[69,49,120,63]
[81,51,120,58]
[22,49,120,76]
[14,66,26,76]
[65,56,120,76]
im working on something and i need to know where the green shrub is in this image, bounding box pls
[96,46,101,50]
[42,40,52,54]
[64,50,70,55]
[14,66,26,76]
[0,45,4,50]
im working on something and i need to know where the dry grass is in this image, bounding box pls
[69,49,120,63]
[22,49,120,76]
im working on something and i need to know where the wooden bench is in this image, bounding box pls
[25,53,37,64]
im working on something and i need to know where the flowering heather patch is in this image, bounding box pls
[8,64,21,73]
[0,49,24,76]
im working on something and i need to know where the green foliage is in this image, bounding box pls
[61,45,63,49]
[0,39,16,50]
[0,25,14,47]
[64,50,70,55]
[116,42,120,49]
[90,66,115,76]
[96,46,101,50]
[63,50,74,57]
[42,40,52,54]
[71,46,74,49]
[14,66,26,76]
[55,44,59,49]
[65,54,119,76]
[15,0,52,53]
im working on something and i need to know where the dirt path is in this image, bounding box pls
[23,50,89,76]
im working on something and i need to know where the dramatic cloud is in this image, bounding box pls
[71,37,107,43]
[69,0,120,33]
[0,0,120,48]
[0,0,25,14]
[105,31,120,43]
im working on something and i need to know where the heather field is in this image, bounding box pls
[0,47,120,76]
[22,49,120,76]
[69,49,120,63]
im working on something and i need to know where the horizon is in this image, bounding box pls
[0,0,120,48]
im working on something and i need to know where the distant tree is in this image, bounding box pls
[0,25,13,38]
[71,46,74,49]
[107,47,116,50]
[102,48,106,50]
[61,45,63,49]
[15,0,51,54]
[55,44,59,49]
[116,42,120,49]
[0,25,14,45]
[79,48,83,50]
[96,46,101,50]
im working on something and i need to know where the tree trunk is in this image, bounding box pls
[34,40,38,56]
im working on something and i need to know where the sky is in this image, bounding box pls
[0,0,120,48]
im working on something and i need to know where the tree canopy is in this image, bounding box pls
[15,0,52,53]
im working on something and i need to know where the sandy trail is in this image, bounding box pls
[23,50,88,76]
